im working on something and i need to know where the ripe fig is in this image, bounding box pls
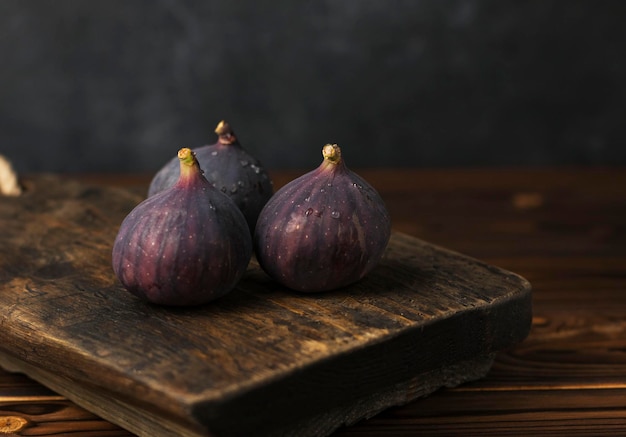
[148,121,273,234]
[112,148,252,306]
[254,144,391,292]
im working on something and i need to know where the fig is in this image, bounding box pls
[112,148,252,306]
[254,144,391,292]
[148,120,273,234]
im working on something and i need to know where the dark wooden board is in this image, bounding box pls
[0,175,532,437]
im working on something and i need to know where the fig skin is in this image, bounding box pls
[148,121,273,234]
[254,144,391,292]
[112,148,252,306]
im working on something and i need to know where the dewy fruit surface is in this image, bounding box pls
[148,121,273,235]
[112,147,252,306]
[254,144,391,292]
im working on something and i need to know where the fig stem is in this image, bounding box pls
[178,148,195,166]
[215,120,237,145]
[322,144,342,164]
[177,147,200,180]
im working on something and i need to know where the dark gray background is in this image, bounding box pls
[1,0,625,173]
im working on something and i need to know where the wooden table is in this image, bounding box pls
[1,167,624,436]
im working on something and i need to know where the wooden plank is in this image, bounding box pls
[335,388,626,436]
[0,175,532,437]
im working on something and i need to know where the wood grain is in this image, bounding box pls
[333,167,626,436]
[2,167,624,436]
[0,399,131,436]
[0,174,530,436]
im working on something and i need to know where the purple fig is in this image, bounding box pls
[112,148,252,306]
[148,121,273,234]
[254,144,391,292]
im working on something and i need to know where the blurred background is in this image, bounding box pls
[1,0,625,174]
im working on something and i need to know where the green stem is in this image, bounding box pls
[178,148,198,178]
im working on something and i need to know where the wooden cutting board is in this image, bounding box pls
[0,175,532,437]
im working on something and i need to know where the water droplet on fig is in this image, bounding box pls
[330,210,341,219]
[237,180,245,187]
[211,151,218,156]
[230,184,238,194]
[304,196,311,202]
[320,188,325,193]
[240,160,249,167]
[305,208,313,216]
